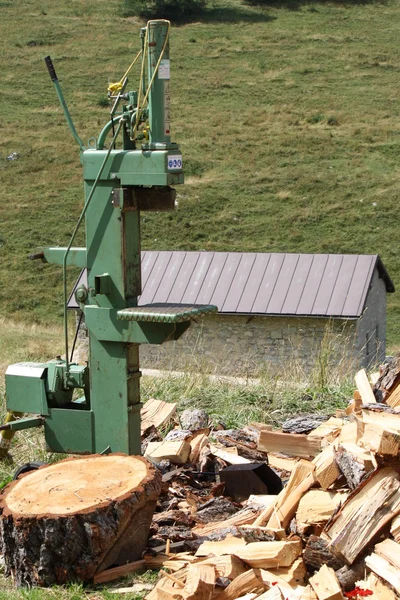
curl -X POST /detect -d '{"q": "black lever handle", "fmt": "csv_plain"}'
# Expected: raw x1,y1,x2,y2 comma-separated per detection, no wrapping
44,55,58,82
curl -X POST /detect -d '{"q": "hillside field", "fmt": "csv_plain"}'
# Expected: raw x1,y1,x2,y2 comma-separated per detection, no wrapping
0,0,400,348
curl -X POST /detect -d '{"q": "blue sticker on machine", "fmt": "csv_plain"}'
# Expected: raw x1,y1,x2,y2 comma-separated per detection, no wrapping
168,155,183,170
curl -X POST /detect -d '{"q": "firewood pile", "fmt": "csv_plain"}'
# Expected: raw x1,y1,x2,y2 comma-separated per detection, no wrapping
96,361,400,599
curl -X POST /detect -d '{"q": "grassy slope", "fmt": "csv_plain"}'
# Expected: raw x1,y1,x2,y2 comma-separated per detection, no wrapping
0,0,399,345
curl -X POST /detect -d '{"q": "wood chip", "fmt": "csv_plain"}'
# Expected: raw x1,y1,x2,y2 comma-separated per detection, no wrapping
296,490,347,534
209,444,251,465
307,417,343,444
355,368,376,404
312,445,340,491
216,568,265,600
309,564,344,600
257,430,322,459
196,538,302,570
141,398,177,433
374,538,400,570
265,459,315,529
184,564,215,600
365,553,400,594
145,440,191,464
269,557,306,586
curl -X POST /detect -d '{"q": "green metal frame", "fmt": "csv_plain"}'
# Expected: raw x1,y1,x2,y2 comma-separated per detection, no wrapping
3,20,217,456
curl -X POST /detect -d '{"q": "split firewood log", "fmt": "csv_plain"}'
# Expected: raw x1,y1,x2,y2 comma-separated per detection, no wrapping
0,454,161,586
322,467,400,564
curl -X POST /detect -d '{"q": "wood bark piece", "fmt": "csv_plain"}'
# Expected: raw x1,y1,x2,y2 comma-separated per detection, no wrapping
195,535,247,556
334,442,376,490
145,440,191,464
192,506,259,537
335,561,366,592
234,540,302,569
162,554,245,587
385,383,400,408
247,494,279,509
322,467,400,564
0,454,161,587
257,430,322,459
189,432,209,464
309,565,344,600
361,408,400,431
365,553,400,594
265,459,316,529
355,369,377,405
312,445,340,490
141,398,177,433
303,535,345,573
373,356,400,402
237,524,285,542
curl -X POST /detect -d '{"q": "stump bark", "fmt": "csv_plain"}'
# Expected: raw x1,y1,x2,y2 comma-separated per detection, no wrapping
0,454,161,586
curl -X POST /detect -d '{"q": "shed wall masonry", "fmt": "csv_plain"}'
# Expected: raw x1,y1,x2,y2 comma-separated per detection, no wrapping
139,315,358,376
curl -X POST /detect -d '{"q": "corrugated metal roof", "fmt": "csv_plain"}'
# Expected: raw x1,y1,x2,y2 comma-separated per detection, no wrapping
68,252,394,318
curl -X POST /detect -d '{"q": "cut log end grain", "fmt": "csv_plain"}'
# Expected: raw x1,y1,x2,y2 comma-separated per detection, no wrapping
0,454,162,587
3,454,148,516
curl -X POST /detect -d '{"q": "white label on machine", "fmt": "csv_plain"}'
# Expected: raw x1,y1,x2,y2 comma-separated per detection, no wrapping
158,59,170,80
168,155,182,170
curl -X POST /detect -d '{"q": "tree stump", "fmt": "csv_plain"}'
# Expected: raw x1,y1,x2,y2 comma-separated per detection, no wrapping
0,454,161,586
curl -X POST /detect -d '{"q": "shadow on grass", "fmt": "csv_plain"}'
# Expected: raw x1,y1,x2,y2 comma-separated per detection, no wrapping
244,0,389,10
121,2,275,23
198,5,276,22
122,0,389,23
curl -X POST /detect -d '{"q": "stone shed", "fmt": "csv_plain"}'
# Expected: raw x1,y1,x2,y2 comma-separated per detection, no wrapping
69,252,394,376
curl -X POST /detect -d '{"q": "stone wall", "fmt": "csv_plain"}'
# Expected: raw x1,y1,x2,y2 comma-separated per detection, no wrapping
139,314,360,377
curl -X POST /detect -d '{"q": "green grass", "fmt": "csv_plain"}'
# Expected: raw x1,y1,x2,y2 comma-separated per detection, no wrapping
0,0,399,346
142,371,353,429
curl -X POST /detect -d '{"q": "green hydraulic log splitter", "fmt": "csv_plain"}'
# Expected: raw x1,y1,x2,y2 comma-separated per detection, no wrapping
2,20,217,457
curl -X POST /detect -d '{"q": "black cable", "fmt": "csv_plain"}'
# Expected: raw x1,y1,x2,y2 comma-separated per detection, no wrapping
111,116,116,149
70,311,84,363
